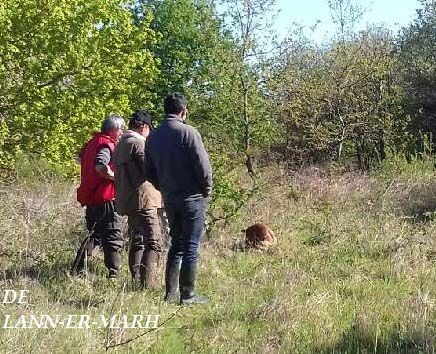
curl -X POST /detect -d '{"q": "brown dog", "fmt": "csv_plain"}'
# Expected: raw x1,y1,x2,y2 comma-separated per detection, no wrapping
243,223,277,250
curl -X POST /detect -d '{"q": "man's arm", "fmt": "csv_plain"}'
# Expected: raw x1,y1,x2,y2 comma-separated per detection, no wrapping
95,147,114,181
185,129,212,197
132,139,147,177
95,164,114,181
144,140,160,190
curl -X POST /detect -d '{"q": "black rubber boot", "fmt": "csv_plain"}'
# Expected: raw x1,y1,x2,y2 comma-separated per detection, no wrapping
164,261,180,303
179,263,208,305
129,246,143,283
140,250,160,289
103,249,122,278
70,236,96,276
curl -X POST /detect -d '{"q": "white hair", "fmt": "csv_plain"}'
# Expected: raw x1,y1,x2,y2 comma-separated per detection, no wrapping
101,113,125,133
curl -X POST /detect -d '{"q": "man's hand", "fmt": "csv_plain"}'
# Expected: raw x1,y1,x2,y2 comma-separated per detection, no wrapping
203,186,212,199
95,164,115,181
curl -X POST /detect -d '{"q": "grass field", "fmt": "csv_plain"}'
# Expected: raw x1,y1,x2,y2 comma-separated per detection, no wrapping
0,159,435,353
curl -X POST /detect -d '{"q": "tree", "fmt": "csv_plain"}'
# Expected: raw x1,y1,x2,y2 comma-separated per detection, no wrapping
134,0,277,223
0,0,157,172
328,0,364,41
217,0,278,179
397,0,436,155
134,0,226,111
269,26,405,169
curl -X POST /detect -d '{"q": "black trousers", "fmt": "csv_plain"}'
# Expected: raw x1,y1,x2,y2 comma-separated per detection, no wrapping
74,200,124,275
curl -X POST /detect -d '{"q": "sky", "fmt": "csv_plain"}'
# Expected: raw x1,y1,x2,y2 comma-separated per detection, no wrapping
274,0,422,41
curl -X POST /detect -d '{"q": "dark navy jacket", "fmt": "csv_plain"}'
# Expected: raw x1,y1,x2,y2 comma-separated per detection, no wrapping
146,114,212,203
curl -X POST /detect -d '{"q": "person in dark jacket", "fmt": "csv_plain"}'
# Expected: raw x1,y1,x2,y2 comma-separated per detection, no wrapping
146,92,212,305
73,114,125,278
113,110,163,288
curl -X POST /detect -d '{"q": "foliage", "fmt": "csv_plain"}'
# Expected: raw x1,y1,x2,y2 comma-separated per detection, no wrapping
1,0,436,214
268,26,408,169
139,0,279,167
214,0,279,176
0,0,158,172
2,1,436,351
137,0,279,219
397,0,436,154
135,0,223,111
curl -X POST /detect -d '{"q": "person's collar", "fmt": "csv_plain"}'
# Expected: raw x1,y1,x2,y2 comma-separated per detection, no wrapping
165,114,184,122
122,129,146,142
96,131,116,143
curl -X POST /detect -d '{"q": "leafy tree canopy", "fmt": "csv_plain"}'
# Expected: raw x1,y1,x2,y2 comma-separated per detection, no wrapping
0,0,158,172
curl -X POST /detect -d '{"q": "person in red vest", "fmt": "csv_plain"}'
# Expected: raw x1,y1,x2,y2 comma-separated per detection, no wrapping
72,114,126,278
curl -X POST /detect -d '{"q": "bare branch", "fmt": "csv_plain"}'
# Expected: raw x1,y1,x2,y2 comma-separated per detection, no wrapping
105,308,182,351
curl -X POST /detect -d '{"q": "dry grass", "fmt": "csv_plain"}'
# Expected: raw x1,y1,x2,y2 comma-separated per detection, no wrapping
0,159,435,353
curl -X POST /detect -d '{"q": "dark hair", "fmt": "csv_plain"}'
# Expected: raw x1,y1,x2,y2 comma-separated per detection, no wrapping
128,109,153,130
164,92,188,115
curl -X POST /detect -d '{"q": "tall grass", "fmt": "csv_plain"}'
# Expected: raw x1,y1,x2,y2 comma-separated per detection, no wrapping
0,157,435,353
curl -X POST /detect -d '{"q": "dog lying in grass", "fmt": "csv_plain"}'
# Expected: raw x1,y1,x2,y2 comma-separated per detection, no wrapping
243,223,277,250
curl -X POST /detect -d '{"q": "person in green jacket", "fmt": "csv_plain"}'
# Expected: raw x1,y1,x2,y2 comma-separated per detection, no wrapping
113,110,163,288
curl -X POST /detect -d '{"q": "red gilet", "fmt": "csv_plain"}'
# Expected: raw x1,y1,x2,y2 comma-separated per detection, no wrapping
77,132,116,207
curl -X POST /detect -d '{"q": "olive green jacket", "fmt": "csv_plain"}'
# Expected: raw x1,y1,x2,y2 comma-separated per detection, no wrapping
113,130,161,215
